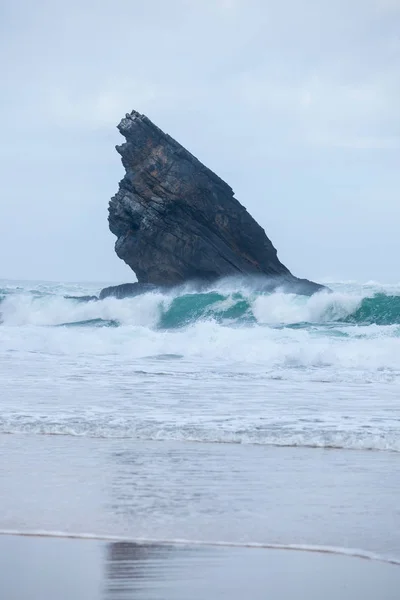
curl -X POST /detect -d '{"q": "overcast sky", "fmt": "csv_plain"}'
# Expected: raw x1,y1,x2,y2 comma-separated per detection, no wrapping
1,0,399,283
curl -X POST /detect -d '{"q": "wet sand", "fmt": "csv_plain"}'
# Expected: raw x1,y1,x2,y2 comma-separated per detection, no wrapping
1,434,399,599
1,434,400,559
1,534,400,600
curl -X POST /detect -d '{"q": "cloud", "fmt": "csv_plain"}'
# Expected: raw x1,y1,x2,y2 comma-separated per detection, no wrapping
0,0,399,281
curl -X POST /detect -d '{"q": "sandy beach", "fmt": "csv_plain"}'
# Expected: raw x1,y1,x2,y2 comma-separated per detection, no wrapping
1,433,400,558
0,533,399,600
1,432,400,598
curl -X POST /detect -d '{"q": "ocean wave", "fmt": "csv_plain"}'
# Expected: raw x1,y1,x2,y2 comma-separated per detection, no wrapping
344,293,400,325
1,417,398,452
1,281,400,328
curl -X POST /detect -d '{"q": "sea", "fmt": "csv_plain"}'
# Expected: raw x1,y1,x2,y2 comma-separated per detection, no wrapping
1,278,400,565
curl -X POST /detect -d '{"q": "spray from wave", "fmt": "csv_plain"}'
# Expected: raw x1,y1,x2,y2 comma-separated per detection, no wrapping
1,282,400,328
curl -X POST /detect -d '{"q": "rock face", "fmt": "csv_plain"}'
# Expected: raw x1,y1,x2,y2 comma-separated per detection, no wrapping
64,295,98,303
108,110,324,295
99,282,157,300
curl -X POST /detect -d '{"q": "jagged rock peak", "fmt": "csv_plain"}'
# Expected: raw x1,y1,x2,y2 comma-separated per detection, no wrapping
107,110,324,295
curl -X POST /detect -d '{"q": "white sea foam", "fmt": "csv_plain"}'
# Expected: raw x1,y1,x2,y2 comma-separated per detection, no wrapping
0,415,399,451
0,291,165,327
251,291,362,325
1,279,400,452
1,291,400,378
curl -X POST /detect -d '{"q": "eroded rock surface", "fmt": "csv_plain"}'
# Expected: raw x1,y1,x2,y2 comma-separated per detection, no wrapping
107,110,324,296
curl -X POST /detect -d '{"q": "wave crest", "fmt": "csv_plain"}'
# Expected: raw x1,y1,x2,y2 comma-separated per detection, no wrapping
1,283,400,328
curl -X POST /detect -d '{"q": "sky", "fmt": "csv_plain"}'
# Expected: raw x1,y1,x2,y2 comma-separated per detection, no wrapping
0,0,399,283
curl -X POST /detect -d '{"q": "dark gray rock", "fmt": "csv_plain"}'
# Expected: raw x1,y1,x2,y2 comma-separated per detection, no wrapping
99,282,158,300
64,295,98,302
107,110,325,295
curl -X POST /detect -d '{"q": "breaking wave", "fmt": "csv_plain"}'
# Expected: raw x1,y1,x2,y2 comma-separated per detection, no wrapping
0,416,399,451
344,293,400,325
1,284,400,328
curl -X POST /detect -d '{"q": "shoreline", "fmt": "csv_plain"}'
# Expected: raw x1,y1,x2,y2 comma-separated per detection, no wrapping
1,529,399,566
1,534,400,600
1,434,399,561
1,429,398,455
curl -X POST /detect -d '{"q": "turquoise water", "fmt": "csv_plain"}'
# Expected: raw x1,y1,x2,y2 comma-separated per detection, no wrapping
3,284,400,328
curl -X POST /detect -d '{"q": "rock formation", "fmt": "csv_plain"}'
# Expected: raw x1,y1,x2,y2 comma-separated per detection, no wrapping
99,282,156,300
64,295,98,302
105,110,324,298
